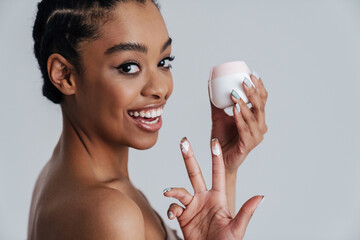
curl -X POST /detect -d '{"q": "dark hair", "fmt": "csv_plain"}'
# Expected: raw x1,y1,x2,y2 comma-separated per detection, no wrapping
33,0,160,104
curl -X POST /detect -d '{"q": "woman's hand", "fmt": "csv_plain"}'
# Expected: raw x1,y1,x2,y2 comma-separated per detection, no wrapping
164,138,264,240
209,73,268,173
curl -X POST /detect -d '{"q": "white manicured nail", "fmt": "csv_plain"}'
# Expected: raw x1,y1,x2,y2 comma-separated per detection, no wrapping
211,139,221,156
252,71,260,79
231,89,241,100
235,103,240,112
244,78,252,88
163,188,172,194
181,138,190,154
168,211,174,219
257,196,265,209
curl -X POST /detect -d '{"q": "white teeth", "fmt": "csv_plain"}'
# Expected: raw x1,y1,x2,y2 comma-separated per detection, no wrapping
128,107,163,119
151,109,157,118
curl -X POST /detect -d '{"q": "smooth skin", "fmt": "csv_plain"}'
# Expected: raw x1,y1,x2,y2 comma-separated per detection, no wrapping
164,138,264,240
28,2,174,239
27,1,268,239
212,74,268,216
163,76,268,239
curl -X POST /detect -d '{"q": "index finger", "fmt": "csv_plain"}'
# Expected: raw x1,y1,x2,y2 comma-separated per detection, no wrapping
180,137,207,193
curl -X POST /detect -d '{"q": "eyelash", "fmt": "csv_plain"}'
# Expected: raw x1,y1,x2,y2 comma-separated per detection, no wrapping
158,56,175,69
116,55,175,75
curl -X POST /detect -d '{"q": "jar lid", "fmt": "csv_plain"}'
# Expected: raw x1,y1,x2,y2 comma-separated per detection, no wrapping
210,61,250,81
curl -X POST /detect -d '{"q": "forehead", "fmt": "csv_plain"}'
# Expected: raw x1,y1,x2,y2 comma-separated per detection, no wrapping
87,1,169,54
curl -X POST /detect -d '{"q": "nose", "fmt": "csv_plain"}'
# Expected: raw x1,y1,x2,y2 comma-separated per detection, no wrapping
141,70,172,100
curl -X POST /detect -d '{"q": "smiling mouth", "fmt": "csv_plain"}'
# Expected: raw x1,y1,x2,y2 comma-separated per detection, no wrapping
127,106,164,125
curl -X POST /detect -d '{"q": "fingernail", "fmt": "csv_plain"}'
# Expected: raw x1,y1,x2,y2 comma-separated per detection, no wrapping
211,138,221,156
252,71,260,79
257,196,265,209
244,78,253,88
168,211,174,220
163,188,172,194
180,137,189,154
231,89,240,100
235,103,240,112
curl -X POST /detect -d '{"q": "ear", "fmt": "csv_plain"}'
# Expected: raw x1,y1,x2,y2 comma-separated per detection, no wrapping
47,53,77,96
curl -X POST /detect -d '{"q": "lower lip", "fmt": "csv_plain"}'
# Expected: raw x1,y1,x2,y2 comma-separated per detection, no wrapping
128,115,163,132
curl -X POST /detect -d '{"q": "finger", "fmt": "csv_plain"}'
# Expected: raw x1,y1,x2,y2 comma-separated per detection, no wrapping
232,195,265,238
249,74,263,104
210,138,226,192
163,187,193,206
249,72,261,89
180,137,207,193
167,203,185,220
230,93,253,149
251,71,268,105
247,76,267,135
259,78,268,103
231,93,263,142
244,77,265,121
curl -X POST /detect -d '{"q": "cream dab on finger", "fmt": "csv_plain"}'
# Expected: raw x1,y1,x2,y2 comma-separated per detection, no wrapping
211,139,221,156
181,139,190,154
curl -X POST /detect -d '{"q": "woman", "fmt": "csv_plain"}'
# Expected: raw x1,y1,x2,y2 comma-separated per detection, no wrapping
28,0,268,239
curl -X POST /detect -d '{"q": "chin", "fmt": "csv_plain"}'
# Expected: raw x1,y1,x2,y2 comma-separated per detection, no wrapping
129,133,159,150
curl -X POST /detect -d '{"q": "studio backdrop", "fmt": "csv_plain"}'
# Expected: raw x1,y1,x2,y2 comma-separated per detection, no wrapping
0,0,359,239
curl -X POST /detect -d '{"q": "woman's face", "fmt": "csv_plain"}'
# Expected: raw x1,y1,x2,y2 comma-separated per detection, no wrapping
72,1,173,150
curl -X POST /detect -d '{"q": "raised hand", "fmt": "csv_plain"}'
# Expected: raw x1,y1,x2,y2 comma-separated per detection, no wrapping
209,72,268,173
163,137,264,240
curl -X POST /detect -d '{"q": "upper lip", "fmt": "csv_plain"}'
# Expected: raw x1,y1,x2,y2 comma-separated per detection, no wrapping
127,102,166,112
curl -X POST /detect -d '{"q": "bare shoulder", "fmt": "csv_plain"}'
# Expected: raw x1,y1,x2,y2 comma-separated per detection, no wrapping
76,187,145,239
39,186,146,240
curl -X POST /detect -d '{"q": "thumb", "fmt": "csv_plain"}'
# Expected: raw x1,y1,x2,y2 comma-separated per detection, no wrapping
232,195,265,238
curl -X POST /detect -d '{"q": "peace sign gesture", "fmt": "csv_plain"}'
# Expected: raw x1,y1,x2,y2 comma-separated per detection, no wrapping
164,137,264,240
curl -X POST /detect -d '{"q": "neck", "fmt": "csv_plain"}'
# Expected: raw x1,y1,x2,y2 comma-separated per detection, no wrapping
54,106,130,182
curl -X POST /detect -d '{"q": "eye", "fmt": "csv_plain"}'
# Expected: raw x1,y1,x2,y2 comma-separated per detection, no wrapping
116,62,140,74
158,56,175,69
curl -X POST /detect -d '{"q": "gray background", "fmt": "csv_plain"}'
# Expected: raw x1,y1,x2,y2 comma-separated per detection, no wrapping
0,0,359,239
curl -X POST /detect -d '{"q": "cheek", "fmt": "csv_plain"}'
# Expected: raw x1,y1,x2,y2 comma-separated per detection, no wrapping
112,82,138,113
101,79,139,123
78,75,140,142
102,79,144,140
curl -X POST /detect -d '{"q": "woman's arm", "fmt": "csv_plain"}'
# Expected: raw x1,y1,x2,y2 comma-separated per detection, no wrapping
210,72,268,216
225,171,238,216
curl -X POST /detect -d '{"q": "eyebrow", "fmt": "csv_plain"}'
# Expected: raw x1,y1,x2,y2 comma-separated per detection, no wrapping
104,37,172,55
161,37,172,53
